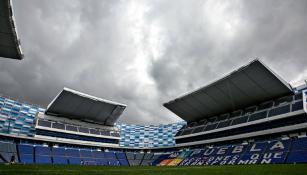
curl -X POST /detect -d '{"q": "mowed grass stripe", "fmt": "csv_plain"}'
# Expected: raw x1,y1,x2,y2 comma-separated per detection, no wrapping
0,164,307,175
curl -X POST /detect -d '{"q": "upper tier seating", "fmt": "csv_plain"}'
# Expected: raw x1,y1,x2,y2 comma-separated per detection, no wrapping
176,94,304,137
37,119,120,138
0,96,44,137
176,114,307,144
36,129,119,144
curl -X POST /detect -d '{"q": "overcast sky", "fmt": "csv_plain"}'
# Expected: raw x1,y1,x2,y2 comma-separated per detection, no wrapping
1,0,307,124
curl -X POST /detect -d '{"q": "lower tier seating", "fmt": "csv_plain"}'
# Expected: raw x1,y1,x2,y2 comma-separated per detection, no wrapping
155,137,307,166
3,136,307,166
16,144,127,165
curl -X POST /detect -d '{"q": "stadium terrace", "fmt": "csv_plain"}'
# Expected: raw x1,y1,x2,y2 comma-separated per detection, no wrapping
1,59,307,166
1,0,307,169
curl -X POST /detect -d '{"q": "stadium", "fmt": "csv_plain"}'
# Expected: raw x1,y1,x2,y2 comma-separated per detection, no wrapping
1,0,307,174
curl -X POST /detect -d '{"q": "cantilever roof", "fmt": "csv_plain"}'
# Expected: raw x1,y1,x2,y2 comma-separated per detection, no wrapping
45,88,126,126
163,59,293,122
0,0,23,60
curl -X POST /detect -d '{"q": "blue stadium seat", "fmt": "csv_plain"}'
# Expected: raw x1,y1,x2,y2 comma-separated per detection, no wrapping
18,144,33,155
83,158,96,165
104,152,116,159
291,137,307,151
108,159,120,166
260,152,286,164
80,150,93,158
35,146,51,156
66,149,80,157
246,141,268,154
207,155,241,165
53,156,68,164
119,159,129,166
178,150,204,166
36,155,52,164
95,159,107,165
66,149,81,165
266,140,290,152
18,144,34,164
52,147,66,156
92,151,105,159
286,151,307,163
96,158,107,165
237,154,262,165
227,144,248,155
188,149,204,157
180,156,204,166
68,157,81,165
202,148,217,157
19,154,34,164
116,152,126,159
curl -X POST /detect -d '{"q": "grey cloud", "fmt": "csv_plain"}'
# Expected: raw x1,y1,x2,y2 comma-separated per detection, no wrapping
148,0,307,99
1,0,307,124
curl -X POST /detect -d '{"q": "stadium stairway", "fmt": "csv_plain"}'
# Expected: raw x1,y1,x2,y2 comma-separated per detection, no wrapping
140,153,155,166
124,152,162,166
125,152,144,166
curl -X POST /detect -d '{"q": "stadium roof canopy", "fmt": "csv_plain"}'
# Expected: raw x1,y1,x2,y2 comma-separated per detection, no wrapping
45,88,127,126
0,0,23,60
163,59,293,122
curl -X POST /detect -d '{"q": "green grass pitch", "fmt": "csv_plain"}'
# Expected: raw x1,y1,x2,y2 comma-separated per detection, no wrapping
0,164,307,175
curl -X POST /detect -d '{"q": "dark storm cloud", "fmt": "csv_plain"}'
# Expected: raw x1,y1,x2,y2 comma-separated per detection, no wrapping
1,0,307,124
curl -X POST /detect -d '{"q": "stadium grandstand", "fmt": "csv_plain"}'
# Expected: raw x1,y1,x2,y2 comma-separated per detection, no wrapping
0,0,23,60
0,59,307,167
1,1,307,171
